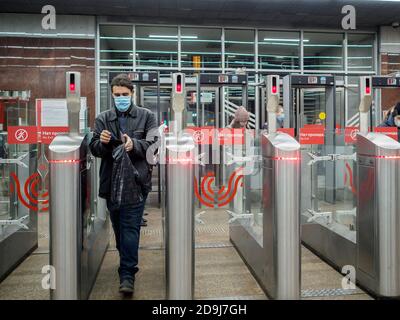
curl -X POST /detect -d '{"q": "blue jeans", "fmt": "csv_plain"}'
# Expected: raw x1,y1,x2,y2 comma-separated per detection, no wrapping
107,192,148,282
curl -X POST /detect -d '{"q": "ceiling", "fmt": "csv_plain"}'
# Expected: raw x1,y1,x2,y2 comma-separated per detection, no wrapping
1,0,400,30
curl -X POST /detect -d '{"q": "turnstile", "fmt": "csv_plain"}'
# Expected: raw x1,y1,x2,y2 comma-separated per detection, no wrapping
355,76,400,298
49,72,109,299
356,133,400,298
263,132,301,299
230,75,301,299
163,73,196,300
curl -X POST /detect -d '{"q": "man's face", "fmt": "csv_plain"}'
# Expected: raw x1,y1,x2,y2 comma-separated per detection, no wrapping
112,85,133,98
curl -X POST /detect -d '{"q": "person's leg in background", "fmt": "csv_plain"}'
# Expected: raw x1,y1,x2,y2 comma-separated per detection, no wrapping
141,191,149,226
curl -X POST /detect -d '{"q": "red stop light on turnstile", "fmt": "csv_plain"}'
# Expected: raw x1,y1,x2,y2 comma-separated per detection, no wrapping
176,74,182,94
269,75,279,95
365,77,371,95
69,73,76,92
272,76,277,94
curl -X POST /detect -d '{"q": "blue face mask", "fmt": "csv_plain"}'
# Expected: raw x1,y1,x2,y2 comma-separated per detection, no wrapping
114,96,131,112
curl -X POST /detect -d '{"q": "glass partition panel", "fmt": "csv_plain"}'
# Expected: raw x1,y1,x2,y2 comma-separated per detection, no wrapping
181,27,222,69
303,32,344,71
301,129,356,243
0,102,38,241
99,25,133,67
227,130,263,246
136,26,178,68
258,30,300,70
348,33,375,72
224,29,255,70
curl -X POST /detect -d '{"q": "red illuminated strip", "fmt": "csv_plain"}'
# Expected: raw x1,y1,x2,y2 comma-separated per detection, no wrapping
69,83,75,92
270,156,300,161
359,154,400,160
49,159,80,164
272,86,277,94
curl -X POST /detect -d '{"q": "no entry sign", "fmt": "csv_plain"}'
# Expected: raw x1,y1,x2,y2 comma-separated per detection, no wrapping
7,126,38,144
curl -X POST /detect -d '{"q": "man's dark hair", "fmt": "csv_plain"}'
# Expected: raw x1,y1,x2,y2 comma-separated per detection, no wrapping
110,74,134,91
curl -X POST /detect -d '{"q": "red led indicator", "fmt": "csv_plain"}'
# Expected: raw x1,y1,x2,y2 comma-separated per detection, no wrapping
271,156,300,161
69,83,75,92
49,159,80,164
272,86,277,94
176,83,182,93
366,86,371,94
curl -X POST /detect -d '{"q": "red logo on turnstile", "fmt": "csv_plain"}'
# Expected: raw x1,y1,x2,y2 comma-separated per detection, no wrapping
194,167,244,208
9,172,49,212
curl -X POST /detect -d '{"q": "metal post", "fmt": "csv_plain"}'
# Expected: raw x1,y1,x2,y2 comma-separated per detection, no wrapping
166,73,195,299
262,132,301,299
49,72,84,300
261,76,301,299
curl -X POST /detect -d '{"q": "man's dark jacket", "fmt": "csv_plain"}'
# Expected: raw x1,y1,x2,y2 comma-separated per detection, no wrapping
89,105,158,199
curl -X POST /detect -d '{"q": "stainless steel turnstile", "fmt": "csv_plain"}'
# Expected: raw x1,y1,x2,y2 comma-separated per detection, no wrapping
230,75,301,299
163,73,196,300
49,72,109,299
356,133,400,298
261,132,301,299
164,133,195,300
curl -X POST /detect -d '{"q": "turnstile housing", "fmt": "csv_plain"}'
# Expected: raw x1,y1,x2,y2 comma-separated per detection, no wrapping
49,134,109,299
356,133,400,298
164,133,195,300
262,132,301,299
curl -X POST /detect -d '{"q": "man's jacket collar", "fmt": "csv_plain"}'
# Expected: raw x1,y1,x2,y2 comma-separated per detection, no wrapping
108,104,138,121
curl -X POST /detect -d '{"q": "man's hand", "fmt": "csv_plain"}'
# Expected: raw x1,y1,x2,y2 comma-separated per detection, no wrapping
123,134,133,152
100,130,112,144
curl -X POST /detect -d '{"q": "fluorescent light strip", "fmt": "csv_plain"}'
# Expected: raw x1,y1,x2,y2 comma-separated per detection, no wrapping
259,42,300,46
263,38,309,42
149,35,197,39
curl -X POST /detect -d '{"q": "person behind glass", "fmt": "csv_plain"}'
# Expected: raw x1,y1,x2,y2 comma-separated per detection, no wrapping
89,74,157,295
262,105,285,131
379,102,400,141
227,106,250,129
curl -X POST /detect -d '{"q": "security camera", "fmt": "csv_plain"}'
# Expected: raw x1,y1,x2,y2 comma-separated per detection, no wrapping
392,22,400,29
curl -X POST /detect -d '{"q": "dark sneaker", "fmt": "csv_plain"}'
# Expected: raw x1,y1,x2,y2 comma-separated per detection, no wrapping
119,279,134,294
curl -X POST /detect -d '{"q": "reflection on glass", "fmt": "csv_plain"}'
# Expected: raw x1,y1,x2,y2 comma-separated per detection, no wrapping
136,26,178,68
181,27,222,69
99,25,133,67
348,34,374,72
0,100,37,240
226,130,263,246
258,30,300,70
304,32,344,70
224,29,255,69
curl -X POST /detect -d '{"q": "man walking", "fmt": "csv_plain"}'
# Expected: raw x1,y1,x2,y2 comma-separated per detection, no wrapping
89,74,158,295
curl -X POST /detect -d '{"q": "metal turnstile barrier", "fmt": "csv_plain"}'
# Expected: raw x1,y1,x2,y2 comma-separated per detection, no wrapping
49,72,109,299
356,133,400,298
163,73,196,300
261,132,301,299
164,133,196,300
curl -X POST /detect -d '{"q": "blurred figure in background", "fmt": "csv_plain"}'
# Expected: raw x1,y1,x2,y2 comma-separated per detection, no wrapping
262,105,285,131
379,102,400,141
228,106,250,129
